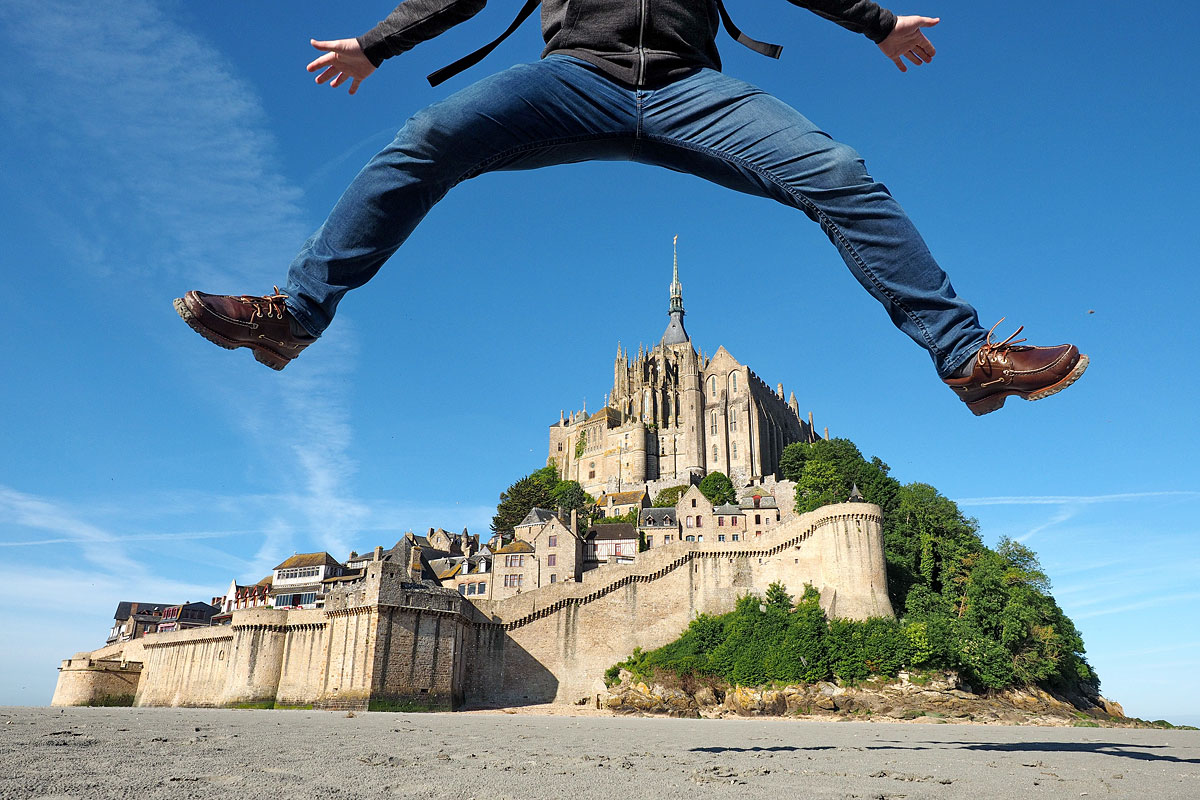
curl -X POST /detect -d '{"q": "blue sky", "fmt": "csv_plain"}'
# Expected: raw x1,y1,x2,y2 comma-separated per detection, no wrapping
1,0,1197,723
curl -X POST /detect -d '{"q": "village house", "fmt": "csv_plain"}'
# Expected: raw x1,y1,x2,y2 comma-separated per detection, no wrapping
593,488,651,519
585,523,639,565
210,578,272,625
155,601,219,634
270,553,347,609
106,601,171,644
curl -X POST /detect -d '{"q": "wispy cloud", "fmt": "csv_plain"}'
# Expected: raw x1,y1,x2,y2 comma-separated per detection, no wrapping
0,0,307,286
956,491,1200,507
1074,592,1200,621
0,486,144,576
0,0,379,566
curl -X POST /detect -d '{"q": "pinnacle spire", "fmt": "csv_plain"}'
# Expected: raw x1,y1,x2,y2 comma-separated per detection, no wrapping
662,235,690,345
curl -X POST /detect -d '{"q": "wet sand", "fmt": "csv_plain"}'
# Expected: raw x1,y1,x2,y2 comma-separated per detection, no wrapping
2,706,1198,799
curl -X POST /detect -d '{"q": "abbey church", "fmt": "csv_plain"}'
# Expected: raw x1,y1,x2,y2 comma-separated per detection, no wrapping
549,241,817,498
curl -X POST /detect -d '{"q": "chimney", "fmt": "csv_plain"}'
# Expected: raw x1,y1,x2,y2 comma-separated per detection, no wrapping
776,383,784,398
570,508,579,534
373,545,383,561
824,427,829,440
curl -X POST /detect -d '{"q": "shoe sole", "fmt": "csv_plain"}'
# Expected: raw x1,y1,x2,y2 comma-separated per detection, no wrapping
965,353,1090,416
173,296,291,371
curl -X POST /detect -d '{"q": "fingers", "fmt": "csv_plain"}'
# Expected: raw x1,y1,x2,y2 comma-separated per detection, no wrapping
892,57,907,72
920,16,940,27
306,51,335,73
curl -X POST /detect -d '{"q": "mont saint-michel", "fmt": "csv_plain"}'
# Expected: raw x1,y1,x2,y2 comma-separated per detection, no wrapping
52,254,894,712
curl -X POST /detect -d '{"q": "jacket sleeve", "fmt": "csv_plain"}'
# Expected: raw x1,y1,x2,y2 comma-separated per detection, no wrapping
357,0,489,66
788,0,897,44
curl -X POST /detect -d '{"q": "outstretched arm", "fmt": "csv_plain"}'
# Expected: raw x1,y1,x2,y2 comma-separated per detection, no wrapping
877,15,939,72
307,39,376,95
308,0,488,95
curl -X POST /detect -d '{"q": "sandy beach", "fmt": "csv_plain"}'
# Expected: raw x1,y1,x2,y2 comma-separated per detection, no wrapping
2,706,1197,800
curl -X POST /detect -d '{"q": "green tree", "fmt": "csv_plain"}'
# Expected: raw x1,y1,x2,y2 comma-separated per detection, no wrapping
491,474,555,537
531,463,559,489
653,485,689,507
550,480,592,512
794,460,847,513
699,471,736,505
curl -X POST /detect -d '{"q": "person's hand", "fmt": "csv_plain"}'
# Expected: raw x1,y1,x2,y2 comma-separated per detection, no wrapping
307,38,376,95
877,16,939,72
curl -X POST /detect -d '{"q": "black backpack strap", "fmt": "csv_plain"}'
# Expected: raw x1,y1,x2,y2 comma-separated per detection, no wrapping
715,0,783,59
427,0,543,86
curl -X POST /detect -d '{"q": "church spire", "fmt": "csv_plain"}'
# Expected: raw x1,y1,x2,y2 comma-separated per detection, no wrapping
661,235,690,345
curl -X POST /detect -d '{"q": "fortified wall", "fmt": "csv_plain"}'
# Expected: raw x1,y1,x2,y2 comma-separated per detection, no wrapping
53,502,891,710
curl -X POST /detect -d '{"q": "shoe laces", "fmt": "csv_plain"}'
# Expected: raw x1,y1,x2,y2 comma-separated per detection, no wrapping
238,286,289,321
976,318,1027,367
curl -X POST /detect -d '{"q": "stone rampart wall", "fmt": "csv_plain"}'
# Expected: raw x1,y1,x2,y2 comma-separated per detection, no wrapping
461,503,890,705
51,658,143,707
56,503,890,710
136,626,234,707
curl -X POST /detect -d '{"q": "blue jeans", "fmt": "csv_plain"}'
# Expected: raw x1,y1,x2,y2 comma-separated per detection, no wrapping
285,54,987,377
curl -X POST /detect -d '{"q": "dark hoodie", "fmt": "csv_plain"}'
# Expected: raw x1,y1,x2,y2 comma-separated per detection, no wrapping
358,0,896,88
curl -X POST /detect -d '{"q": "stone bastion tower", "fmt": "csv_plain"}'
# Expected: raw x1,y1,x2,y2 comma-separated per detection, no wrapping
548,239,816,497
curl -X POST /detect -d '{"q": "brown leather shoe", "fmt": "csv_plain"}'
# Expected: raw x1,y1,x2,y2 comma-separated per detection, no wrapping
944,319,1089,416
173,287,315,371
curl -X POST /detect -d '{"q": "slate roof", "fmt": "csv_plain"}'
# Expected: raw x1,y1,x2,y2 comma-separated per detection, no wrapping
587,523,638,541
516,508,557,528
639,508,677,527
713,503,745,515
113,601,172,621
740,495,778,510
273,552,343,571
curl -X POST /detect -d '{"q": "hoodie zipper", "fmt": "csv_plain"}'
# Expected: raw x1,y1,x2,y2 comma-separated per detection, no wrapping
636,0,648,87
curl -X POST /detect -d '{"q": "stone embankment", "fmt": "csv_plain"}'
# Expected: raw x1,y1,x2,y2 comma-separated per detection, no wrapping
603,670,1137,726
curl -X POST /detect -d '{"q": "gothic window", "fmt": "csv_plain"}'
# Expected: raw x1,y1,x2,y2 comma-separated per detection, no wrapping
731,372,738,393
712,444,718,460
730,408,737,431
732,442,738,460
710,412,717,434
709,376,716,396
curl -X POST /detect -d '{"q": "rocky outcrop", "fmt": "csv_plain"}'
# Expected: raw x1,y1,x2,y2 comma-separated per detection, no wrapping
603,671,1134,727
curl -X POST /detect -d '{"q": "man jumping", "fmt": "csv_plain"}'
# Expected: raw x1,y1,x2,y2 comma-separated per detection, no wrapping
174,0,1087,416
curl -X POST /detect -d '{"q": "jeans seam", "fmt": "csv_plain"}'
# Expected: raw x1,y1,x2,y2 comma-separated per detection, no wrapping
631,92,645,160
645,134,944,359
452,133,635,187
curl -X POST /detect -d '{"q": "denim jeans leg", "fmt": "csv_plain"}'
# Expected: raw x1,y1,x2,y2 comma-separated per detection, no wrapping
283,56,639,336
637,69,987,377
